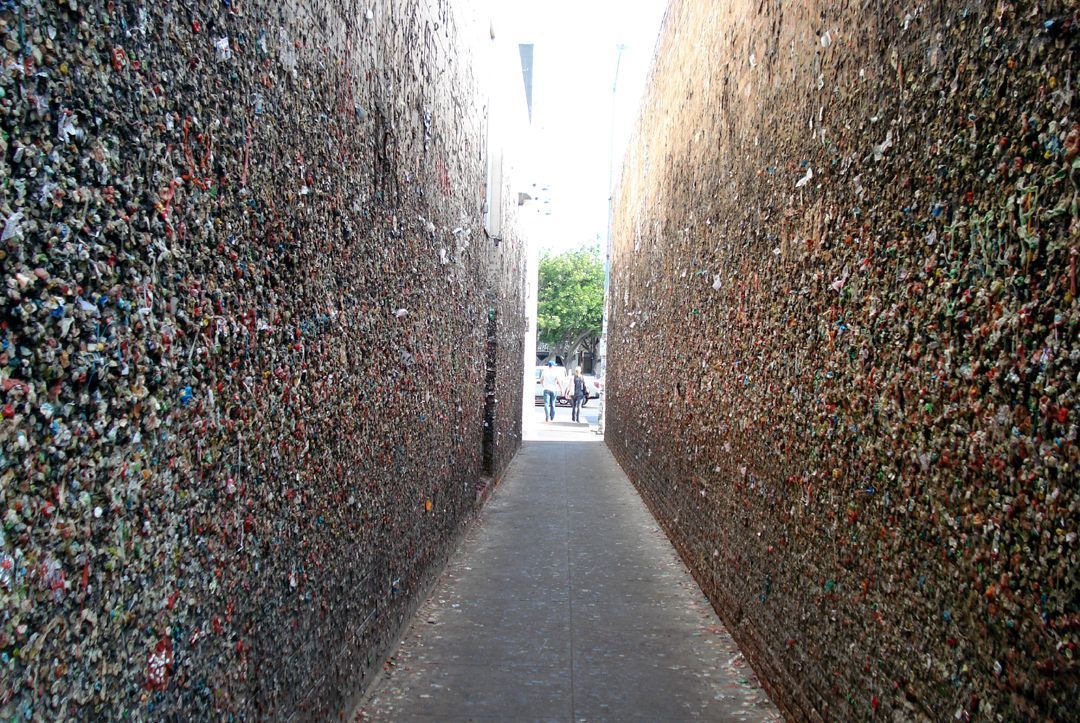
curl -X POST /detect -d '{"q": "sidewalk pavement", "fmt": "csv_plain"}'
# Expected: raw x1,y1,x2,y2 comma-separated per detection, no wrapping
356,437,780,721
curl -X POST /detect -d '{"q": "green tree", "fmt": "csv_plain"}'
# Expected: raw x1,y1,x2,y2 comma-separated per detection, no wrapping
537,245,604,366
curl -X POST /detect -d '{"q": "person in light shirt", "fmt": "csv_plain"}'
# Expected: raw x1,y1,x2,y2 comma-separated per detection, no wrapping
540,360,562,422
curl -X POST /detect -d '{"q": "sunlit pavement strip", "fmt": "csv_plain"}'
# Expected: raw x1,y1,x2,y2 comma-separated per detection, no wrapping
524,401,602,442
356,440,780,721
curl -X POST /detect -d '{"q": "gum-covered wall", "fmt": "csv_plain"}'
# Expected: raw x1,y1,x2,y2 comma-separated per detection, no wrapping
0,0,524,718
607,0,1077,719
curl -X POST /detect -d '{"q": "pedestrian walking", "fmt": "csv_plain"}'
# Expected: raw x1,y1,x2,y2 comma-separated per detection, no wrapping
571,367,587,423
540,360,562,422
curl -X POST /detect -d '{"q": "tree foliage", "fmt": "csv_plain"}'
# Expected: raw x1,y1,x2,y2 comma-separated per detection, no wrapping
537,245,604,356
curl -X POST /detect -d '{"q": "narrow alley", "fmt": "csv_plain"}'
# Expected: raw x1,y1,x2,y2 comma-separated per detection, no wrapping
0,0,1075,720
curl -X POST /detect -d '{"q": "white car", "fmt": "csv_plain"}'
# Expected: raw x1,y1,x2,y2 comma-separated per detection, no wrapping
580,374,603,405
534,367,602,407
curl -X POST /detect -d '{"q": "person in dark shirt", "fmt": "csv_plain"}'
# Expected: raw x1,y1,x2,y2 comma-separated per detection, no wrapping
571,367,587,423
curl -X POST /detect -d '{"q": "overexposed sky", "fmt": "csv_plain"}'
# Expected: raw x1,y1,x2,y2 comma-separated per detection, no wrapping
499,1,668,252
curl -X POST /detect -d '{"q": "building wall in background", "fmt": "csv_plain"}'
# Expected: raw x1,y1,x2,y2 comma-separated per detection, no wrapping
474,15,530,477
607,0,1077,719
0,0,524,718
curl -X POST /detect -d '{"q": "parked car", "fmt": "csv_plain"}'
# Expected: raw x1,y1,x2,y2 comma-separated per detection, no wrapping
580,374,603,406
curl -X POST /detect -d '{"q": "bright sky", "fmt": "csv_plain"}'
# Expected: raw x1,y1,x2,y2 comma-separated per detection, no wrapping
500,0,668,253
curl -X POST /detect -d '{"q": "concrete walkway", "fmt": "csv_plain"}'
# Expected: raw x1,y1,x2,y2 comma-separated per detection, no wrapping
358,435,780,721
